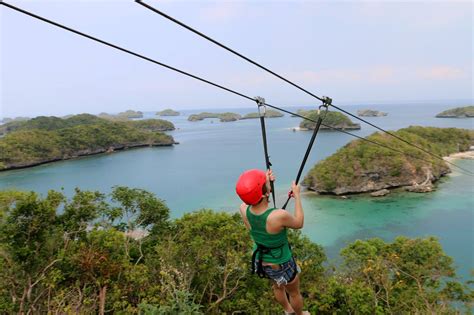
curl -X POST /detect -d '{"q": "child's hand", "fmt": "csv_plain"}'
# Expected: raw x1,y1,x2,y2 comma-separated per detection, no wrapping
266,169,275,182
290,181,300,199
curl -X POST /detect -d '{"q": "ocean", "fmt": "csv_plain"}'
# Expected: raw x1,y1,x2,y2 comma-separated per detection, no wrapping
0,101,473,278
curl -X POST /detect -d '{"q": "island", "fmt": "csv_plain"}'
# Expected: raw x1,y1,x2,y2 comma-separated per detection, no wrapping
156,109,180,116
0,114,176,171
188,112,241,122
357,109,388,117
303,126,474,196
240,110,284,119
435,106,474,118
98,110,144,120
299,110,361,130
0,117,29,124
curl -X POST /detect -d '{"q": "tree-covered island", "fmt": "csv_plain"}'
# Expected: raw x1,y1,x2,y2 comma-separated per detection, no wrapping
357,109,388,117
98,110,144,120
156,109,180,116
0,114,176,171
299,110,361,130
304,126,474,195
435,106,474,118
188,112,242,122
240,109,284,119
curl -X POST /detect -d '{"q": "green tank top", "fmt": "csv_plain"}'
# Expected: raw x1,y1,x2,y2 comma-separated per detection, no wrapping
246,206,292,264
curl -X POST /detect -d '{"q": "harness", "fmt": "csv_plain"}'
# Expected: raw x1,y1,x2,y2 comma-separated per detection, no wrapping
251,242,288,278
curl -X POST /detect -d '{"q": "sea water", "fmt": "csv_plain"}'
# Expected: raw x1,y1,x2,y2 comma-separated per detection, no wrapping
0,102,472,278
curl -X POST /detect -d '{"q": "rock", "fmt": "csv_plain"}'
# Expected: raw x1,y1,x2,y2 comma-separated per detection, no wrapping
370,189,390,197
405,184,433,193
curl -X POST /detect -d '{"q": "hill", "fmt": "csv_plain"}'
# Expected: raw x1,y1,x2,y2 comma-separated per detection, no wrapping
357,109,388,117
241,110,284,119
188,112,241,122
156,109,180,116
303,126,474,195
0,114,175,170
435,106,474,118
299,110,361,130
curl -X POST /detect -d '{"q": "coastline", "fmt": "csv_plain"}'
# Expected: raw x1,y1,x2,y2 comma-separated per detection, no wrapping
0,142,177,172
443,150,474,163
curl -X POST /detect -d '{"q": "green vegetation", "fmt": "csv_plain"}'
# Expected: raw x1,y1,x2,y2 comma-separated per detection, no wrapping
98,110,144,120
156,109,180,116
128,119,175,132
188,112,241,122
299,110,360,130
304,126,474,194
0,117,29,124
0,114,175,170
357,109,388,117
241,109,284,119
436,106,474,118
0,187,471,314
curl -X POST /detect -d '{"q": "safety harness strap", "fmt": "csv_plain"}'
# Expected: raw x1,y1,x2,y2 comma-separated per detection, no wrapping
251,242,287,278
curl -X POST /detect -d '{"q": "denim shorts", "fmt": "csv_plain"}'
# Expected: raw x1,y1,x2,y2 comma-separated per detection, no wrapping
262,256,300,286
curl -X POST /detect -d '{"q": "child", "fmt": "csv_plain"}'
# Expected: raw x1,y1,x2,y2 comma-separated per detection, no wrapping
236,169,310,315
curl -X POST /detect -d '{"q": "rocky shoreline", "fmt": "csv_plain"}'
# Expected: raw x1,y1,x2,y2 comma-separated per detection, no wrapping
0,142,177,172
309,151,473,198
303,127,473,198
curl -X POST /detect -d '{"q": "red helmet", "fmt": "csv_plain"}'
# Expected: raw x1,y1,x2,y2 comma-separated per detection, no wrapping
236,169,267,205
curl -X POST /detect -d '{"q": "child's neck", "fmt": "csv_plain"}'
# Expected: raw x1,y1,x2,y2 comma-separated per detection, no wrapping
252,199,269,213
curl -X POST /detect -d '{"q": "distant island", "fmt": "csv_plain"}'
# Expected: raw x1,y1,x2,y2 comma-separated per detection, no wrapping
240,110,284,119
188,112,241,122
0,117,29,124
303,126,473,196
357,109,388,117
156,109,180,116
0,114,176,171
299,110,361,130
435,106,474,118
98,110,144,120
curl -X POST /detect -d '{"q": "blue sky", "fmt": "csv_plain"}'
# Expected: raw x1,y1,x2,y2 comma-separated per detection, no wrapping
0,0,472,117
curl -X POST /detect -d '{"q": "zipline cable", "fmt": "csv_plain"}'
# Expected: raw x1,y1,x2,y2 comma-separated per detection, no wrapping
255,97,276,207
135,0,470,175
2,1,472,177
282,102,329,210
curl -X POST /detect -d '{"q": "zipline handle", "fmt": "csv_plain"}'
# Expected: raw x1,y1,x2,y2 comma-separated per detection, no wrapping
255,96,276,208
282,98,331,210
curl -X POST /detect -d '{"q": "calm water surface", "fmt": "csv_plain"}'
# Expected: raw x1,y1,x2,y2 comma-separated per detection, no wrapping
1,102,473,277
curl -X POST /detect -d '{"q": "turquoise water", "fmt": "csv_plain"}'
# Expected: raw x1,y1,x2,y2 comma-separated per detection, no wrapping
0,102,473,278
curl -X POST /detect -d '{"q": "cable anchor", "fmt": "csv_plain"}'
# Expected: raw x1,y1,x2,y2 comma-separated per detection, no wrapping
255,96,266,117
318,96,332,114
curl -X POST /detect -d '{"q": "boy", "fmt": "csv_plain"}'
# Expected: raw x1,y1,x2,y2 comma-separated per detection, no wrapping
236,169,310,315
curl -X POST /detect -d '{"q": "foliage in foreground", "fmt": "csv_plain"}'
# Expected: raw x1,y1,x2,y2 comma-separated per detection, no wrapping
0,188,472,314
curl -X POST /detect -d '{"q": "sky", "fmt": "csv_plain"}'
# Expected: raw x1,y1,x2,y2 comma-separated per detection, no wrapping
0,0,472,118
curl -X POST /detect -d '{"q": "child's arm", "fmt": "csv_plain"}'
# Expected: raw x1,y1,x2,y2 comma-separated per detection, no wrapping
239,203,251,230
